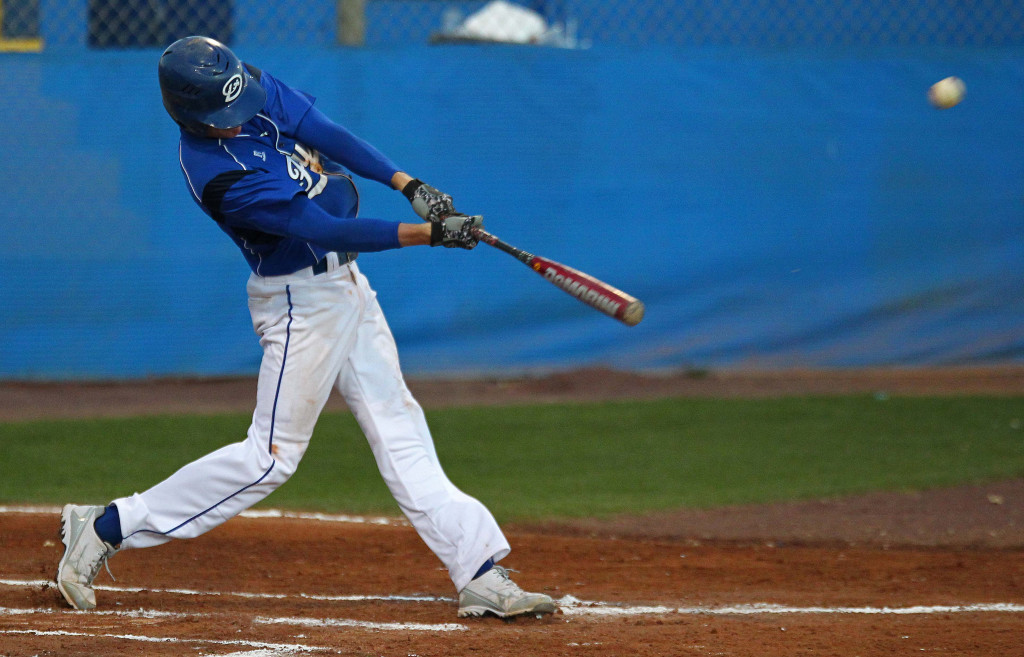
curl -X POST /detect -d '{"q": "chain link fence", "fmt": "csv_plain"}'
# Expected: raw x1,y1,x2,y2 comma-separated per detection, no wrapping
3,0,1023,51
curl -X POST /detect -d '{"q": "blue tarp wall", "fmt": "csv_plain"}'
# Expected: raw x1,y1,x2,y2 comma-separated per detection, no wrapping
1,41,1022,379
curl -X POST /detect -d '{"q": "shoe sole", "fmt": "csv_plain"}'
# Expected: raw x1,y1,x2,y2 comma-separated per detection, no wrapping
56,504,93,611
458,601,558,618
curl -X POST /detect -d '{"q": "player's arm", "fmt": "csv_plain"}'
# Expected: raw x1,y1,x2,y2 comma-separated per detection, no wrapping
210,172,478,250
283,196,481,250
292,107,459,224
292,105,399,186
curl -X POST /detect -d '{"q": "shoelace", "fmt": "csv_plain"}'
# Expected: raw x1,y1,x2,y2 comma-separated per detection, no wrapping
81,545,117,585
488,566,525,593
101,553,117,583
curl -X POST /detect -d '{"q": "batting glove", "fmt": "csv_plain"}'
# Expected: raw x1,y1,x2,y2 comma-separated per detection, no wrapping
431,214,483,250
402,178,456,223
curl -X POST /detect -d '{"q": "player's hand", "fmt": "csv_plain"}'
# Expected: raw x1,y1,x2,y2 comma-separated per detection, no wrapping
402,179,456,223
430,214,483,249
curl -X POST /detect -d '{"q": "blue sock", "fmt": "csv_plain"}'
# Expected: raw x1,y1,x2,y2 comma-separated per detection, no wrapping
93,504,123,545
472,558,495,580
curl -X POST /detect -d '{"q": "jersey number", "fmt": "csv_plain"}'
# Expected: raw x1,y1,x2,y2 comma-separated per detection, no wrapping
286,157,315,191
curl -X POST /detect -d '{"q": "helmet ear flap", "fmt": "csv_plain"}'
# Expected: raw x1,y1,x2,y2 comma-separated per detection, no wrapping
174,117,207,137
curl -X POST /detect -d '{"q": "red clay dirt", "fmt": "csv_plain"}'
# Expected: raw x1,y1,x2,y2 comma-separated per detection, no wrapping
1,367,1023,656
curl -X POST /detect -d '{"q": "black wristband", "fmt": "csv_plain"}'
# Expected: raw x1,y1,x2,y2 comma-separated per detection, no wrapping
401,178,423,201
429,220,443,246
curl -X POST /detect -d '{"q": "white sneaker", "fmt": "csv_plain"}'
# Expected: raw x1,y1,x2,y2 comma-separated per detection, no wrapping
458,565,557,618
56,504,118,610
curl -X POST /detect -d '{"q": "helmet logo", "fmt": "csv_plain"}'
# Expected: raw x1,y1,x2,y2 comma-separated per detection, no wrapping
222,74,243,103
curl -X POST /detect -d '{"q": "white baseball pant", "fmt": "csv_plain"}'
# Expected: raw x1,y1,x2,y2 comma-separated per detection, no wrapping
113,257,510,591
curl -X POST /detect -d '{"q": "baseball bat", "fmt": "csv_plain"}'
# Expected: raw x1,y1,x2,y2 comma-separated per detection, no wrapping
472,228,645,326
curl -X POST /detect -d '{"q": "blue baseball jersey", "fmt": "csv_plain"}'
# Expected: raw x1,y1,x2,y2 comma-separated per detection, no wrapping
178,67,404,276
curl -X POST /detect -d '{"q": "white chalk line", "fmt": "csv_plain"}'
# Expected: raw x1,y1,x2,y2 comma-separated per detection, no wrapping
3,585,1023,657
254,615,466,633
0,505,408,526
556,595,1024,617
0,578,452,604
239,509,407,526
219,652,311,657
0,628,331,654
0,605,180,619
3,579,1023,620
0,603,465,633
218,652,315,657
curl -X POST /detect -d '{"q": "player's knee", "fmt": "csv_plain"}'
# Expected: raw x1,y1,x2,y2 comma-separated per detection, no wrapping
271,457,299,482
267,441,307,481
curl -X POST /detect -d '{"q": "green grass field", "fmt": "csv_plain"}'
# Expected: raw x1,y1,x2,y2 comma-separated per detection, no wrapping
1,396,1021,521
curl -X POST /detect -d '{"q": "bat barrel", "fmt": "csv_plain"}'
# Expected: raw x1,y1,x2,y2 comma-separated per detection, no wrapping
531,255,644,326
473,227,644,327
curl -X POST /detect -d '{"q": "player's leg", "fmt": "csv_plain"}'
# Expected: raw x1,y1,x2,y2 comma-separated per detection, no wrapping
113,273,360,548
57,271,360,609
337,277,508,589
336,265,554,616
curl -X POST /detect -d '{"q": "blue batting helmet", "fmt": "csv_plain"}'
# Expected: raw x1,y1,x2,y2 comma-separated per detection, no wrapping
158,36,266,135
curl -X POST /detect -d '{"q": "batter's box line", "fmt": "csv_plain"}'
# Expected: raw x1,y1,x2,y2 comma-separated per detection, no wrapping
0,578,453,604
0,627,337,655
557,595,1024,617
0,604,468,634
5,579,1023,619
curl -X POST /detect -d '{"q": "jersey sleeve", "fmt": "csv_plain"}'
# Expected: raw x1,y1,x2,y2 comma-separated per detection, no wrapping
259,71,399,186
293,105,400,187
258,70,317,135
204,169,402,252
203,168,297,235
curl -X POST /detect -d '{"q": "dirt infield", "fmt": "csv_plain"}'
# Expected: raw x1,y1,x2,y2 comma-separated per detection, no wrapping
2,509,1023,657
1,368,1023,655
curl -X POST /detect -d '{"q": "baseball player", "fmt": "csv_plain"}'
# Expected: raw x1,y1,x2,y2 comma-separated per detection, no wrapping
56,36,556,620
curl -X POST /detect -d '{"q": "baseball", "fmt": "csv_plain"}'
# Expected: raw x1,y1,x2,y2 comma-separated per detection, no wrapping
928,76,966,109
